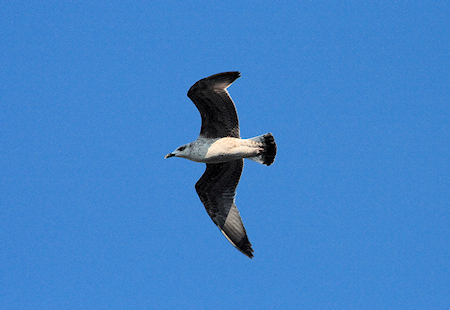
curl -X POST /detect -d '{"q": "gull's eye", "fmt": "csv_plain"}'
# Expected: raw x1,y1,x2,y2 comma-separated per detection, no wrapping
178,146,186,151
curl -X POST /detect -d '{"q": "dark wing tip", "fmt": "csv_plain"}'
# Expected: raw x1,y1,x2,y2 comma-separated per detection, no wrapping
187,71,241,97
236,235,254,258
220,228,254,259
199,71,241,83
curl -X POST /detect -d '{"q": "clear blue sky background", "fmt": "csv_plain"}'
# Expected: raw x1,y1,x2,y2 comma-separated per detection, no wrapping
1,1,449,309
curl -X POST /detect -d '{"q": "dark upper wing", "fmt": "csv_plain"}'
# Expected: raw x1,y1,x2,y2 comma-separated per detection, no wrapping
195,159,253,258
187,72,241,139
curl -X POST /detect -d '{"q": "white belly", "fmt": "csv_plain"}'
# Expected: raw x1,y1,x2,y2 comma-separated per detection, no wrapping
201,137,262,163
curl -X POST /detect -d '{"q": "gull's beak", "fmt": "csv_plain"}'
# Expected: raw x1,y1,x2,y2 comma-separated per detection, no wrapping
164,153,175,159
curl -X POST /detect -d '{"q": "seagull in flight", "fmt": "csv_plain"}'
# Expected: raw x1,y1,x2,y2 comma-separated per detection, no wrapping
165,72,277,258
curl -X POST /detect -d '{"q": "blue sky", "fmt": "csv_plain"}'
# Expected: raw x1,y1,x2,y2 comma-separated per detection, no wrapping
1,1,449,309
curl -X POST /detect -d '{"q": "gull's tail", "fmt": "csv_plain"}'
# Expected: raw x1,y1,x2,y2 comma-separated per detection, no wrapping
248,133,277,166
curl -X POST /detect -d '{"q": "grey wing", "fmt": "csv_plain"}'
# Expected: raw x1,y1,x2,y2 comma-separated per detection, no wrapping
195,159,253,258
187,72,241,139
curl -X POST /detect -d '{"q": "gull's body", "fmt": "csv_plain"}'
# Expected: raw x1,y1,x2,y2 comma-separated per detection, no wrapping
171,137,267,164
165,72,277,258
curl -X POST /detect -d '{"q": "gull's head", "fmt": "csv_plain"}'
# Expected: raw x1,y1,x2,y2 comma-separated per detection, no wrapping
164,143,191,159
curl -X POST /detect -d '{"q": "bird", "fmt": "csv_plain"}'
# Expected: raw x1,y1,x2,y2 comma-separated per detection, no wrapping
164,72,277,258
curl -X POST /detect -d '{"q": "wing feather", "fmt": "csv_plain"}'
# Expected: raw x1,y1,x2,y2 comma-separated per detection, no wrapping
187,72,241,138
195,159,253,258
